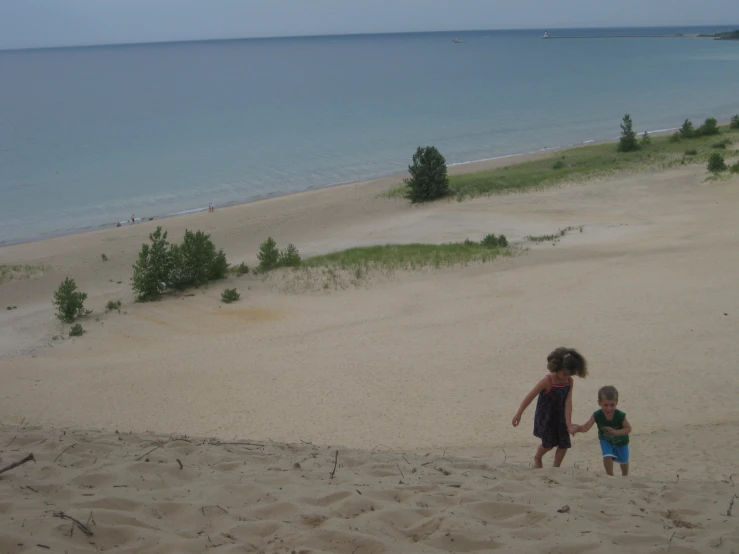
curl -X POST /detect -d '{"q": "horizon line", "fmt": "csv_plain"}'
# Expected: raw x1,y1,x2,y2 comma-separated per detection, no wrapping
2,23,736,53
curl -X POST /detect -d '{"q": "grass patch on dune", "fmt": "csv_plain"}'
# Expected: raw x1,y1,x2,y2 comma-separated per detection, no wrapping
0,264,52,284
272,240,517,293
302,241,513,272
384,126,739,201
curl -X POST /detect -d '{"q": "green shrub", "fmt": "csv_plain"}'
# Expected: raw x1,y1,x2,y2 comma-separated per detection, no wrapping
105,300,122,312
730,161,739,174
278,244,302,267
617,114,639,153
480,234,509,248
552,160,565,170
230,262,249,276
712,139,731,149
707,153,727,173
169,229,227,289
69,323,85,337
52,277,88,323
257,237,280,272
131,226,172,302
684,149,698,156
221,288,240,303
669,131,681,143
731,115,739,130
640,131,651,146
404,146,450,203
679,119,695,139
697,117,719,137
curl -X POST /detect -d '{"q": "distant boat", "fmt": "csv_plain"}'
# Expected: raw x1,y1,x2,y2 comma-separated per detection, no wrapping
452,38,463,43
542,32,549,39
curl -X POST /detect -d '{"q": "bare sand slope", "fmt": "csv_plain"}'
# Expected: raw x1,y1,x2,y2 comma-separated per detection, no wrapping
1,424,737,554
2,165,738,454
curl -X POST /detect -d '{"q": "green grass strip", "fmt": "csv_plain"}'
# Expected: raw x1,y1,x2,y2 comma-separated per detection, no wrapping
302,242,513,271
384,126,739,200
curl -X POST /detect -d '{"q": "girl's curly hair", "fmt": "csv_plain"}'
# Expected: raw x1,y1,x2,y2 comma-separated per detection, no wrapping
547,347,588,378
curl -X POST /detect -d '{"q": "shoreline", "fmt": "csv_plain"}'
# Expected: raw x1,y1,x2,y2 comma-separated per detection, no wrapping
0,125,679,250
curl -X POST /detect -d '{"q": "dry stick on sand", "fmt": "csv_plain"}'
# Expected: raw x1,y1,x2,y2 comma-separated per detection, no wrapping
727,495,736,517
0,453,36,476
176,458,183,470
330,450,339,479
53,511,94,536
53,443,78,464
396,463,405,479
135,442,167,461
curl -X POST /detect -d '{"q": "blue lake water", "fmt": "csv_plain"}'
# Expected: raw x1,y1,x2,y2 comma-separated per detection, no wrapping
1,26,738,245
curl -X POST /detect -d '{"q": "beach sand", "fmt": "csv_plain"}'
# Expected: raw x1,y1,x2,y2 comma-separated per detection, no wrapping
2,154,739,552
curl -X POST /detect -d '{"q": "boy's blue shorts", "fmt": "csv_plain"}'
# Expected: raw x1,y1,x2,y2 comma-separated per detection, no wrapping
600,440,629,464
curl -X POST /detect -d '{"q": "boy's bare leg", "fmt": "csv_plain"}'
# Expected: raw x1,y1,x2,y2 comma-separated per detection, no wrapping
602,457,614,476
553,447,568,467
534,446,551,469
620,463,629,476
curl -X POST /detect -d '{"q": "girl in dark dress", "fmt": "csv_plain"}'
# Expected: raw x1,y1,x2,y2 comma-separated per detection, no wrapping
512,347,588,468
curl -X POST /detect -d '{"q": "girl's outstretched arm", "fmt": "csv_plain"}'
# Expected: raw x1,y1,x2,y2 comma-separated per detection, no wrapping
512,377,548,427
565,378,574,427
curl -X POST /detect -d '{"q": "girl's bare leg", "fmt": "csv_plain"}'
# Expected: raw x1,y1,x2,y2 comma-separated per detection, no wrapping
553,447,568,467
534,446,552,468
620,463,629,476
602,457,615,476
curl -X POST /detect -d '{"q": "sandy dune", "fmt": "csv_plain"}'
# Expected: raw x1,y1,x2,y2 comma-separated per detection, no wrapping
1,424,738,553
2,156,739,552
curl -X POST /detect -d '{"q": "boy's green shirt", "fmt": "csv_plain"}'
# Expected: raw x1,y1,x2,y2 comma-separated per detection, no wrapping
594,409,629,446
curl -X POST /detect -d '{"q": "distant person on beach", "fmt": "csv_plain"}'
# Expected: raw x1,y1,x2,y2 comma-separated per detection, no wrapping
208,202,215,212
572,385,631,476
512,347,588,468
131,214,135,224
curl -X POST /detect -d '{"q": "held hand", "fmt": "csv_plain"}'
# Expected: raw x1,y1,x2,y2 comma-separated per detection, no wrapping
512,414,521,427
567,424,580,435
603,426,616,435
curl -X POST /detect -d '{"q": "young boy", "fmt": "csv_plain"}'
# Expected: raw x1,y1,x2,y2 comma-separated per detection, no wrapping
575,386,632,476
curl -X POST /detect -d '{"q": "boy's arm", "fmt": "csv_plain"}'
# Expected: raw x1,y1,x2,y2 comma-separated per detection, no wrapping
512,377,548,427
605,417,632,436
577,414,596,433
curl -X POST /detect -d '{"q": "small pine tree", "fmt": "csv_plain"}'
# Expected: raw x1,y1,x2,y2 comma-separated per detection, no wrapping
52,277,88,323
617,114,639,153
679,119,695,139
731,115,739,130
278,244,301,267
131,226,171,302
707,153,727,173
168,229,226,289
257,237,280,272
640,131,651,146
404,146,450,203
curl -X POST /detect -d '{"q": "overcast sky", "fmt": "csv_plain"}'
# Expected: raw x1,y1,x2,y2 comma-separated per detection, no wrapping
2,0,738,50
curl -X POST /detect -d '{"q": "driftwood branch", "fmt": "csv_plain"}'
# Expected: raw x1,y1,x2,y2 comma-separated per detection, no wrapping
53,511,94,536
0,453,36,476
434,466,451,476
176,458,183,470
330,450,338,479
396,463,405,479
728,495,736,517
